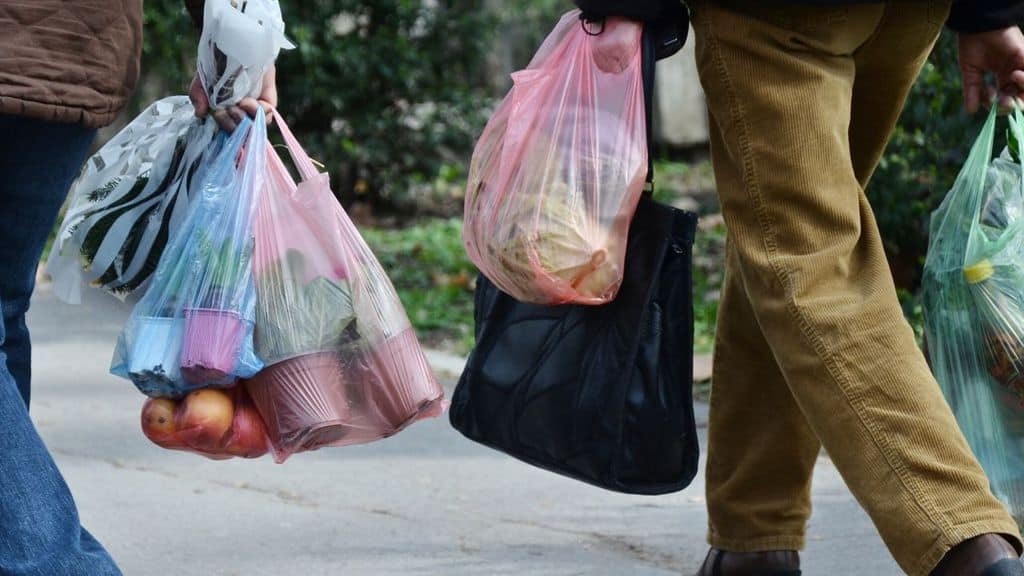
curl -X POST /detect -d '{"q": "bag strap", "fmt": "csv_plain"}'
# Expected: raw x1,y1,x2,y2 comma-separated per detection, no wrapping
269,108,320,182
642,23,656,192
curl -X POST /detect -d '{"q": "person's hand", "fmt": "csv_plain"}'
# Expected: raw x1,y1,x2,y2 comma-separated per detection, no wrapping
958,27,1024,113
589,17,642,74
189,65,278,131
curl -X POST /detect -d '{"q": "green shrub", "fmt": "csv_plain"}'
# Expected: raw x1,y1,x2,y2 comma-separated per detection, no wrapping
361,219,477,353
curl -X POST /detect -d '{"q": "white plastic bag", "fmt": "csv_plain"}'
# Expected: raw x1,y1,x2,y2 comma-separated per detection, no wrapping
197,0,294,109
48,97,216,303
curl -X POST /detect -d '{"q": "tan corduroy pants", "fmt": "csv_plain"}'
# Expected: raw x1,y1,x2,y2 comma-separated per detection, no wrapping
689,1,1022,574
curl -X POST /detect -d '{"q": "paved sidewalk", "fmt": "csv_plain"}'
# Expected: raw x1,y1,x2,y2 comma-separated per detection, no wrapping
24,286,902,575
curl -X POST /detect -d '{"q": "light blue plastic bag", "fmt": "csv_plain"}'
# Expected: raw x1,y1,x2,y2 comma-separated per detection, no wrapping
112,111,268,397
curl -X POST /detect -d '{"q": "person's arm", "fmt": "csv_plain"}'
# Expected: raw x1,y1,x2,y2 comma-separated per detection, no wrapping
574,0,689,61
953,1,1024,113
573,0,664,22
948,0,1024,34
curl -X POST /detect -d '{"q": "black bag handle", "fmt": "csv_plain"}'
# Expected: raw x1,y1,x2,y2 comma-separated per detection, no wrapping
642,24,656,190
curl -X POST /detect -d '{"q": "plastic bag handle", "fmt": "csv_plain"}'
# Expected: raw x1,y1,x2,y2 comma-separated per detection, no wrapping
268,108,320,182
1010,106,1024,183
962,106,1001,265
969,106,1001,218
217,114,256,166
588,18,656,191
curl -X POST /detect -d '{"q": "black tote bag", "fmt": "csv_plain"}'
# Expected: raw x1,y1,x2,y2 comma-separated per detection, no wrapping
449,23,700,495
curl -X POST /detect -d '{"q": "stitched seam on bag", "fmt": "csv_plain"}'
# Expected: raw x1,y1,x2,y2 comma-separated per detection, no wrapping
701,3,954,539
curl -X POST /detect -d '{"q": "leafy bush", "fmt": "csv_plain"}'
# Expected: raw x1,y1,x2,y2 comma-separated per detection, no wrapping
867,31,985,291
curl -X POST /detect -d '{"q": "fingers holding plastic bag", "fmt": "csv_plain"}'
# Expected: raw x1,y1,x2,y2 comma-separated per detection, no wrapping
192,0,287,132
196,0,291,110
588,17,642,74
193,66,278,133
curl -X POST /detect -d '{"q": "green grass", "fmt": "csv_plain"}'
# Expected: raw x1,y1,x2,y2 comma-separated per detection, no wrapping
652,159,716,209
361,219,478,355
693,218,726,354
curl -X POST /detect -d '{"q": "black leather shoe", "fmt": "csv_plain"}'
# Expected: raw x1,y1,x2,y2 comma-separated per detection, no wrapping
694,548,801,576
931,534,1023,576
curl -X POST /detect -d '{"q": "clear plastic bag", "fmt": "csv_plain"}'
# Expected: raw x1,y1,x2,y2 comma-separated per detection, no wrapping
111,112,268,397
923,107,1024,522
197,0,294,109
48,97,216,303
244,111,445,462
140,385,270,460
463,11,648,305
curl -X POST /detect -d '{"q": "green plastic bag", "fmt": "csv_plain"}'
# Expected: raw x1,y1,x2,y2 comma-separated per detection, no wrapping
923,107,1024,521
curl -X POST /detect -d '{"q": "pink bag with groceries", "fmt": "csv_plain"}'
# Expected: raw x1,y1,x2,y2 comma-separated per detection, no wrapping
463,11,648,305
245,111,445,462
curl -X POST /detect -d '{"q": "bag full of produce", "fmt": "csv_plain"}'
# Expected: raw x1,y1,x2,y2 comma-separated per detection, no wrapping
140,386,271,460
923,106,1024,523
111,112,268,397
463,11,648,305
245,110,444,462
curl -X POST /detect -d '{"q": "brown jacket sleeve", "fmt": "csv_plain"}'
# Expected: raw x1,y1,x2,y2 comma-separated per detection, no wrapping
185,0,205,30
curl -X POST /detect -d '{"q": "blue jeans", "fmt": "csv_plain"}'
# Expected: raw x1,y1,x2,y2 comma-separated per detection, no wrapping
0,115,121,575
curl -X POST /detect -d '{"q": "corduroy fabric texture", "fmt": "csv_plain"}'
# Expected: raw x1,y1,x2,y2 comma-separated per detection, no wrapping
690,1,1023,574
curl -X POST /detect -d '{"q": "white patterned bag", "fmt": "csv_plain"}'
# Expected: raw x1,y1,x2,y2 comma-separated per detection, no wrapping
48,97,216,303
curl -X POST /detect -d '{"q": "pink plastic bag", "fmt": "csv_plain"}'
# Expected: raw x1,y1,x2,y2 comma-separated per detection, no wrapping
463,11,648,305
246,111,445,463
